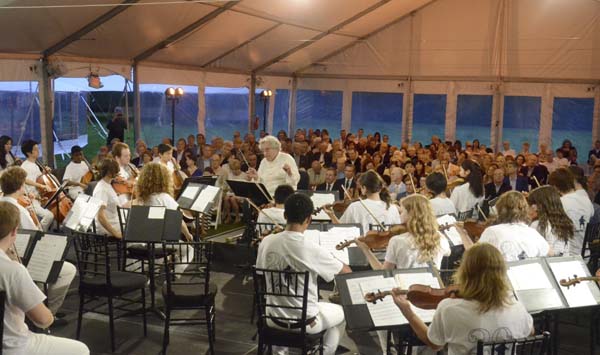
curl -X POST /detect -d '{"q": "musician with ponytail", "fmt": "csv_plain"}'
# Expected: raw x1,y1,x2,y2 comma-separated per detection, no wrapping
450,160,484,215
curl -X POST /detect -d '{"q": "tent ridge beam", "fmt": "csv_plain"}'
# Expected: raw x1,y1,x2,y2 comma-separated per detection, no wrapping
201,23,282,68
43,0,139,57
133,1,238,63
294,0,440,75
253,0,391,73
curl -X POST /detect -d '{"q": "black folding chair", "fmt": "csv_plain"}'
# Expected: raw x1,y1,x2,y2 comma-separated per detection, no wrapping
72,230,148,353
161,241,215,355
476,331,551,355
253,267,325,355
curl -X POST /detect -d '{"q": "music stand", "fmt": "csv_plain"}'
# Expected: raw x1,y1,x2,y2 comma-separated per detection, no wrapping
177,182,221,241
42,181,69,230
63,194,102,233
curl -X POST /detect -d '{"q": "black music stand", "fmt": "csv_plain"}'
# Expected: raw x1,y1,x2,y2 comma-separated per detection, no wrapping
177,182,221,241
42,181,69,231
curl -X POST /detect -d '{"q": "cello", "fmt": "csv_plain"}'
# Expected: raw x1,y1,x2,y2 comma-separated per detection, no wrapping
34,160,73,224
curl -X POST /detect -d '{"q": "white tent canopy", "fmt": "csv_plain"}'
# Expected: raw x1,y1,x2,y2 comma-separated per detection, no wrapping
0,0,599,162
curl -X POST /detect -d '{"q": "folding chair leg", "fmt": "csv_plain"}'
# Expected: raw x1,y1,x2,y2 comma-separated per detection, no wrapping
205,307,215,355
76,293,84,339
108,295,116,353
257,336,264,355
162,308,171,355
141,288,147,336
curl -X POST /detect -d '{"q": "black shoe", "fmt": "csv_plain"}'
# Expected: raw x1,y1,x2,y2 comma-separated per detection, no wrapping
51,316,69,328
55,312,66,318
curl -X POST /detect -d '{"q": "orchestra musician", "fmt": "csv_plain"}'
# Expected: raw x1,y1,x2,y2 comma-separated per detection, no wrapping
526,186,574,257
450,160,484,217
0,135,20,173
247,136,300,197
426,172,457,217
92,159,123,239
256,185,294,226
19,140,54,231
62,146,91,200
0,202,90,355
111,142,137,204
256,193,351,355
155,143,177,173
391,243,533,354
0,167,77,323
325,170,401,234
478,191,549,261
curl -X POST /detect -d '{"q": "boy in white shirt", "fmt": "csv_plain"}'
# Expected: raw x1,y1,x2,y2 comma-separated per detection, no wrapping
0,202,90,355
479,191,549,261
426,172,457,216
62,146,90,200
19,140,55,231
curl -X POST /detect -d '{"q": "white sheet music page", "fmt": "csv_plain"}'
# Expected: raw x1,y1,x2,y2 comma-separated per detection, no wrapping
507,263,553,291
64,196,87,230
436,215,462,246
394,272,439,322
181,185,200,200
14,233,31,258
360,278,406,327
328,227,361,238
549,260,597,307
39,234,68,260
345,275,384,304
311,193,335,220
190,185,220,212
319,231,350,264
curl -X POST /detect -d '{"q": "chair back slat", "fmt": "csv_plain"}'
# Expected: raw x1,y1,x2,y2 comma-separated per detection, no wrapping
476,331,551,355
116,206,130,237
72,231,114,285
162,241,213,300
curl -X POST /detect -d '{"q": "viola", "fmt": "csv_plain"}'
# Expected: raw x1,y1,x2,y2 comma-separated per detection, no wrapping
318,198,358,215
462,219,487,242
336,224,408,250
17,195,42,229
111,176,134,195
560,275,600,289
364,284,461,310
446,177,465,192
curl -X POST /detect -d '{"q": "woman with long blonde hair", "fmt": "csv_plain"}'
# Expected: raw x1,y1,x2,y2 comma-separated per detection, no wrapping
356,194,450,270
392,243,533,354
527,186,574,256
479,191,549,261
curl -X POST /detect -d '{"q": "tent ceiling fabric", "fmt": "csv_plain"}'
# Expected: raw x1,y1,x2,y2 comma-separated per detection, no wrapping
0,0,598,80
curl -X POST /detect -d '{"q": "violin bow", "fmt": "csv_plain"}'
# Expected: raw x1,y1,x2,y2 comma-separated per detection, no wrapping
476,204,488,222
408,173,417,195
441,162,449,182
341,184,386,231
533,175,542,188
245,197,282,229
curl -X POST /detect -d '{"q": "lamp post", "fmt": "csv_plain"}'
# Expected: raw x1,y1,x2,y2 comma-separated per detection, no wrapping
165,87,184,144
260,89,273,133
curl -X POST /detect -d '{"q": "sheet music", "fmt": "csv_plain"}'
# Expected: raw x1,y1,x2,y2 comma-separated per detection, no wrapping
15,233,31,258
345,275,384,304
64,196,87,230
328,226,361,238
437,215,462,246
148,206,166,219
311,193,335,220
394,272,440,289
27,234,67,282
319,230,350,264
360,278,406,327
549,260,597,307
39,234,68,260
181,185,200,200
190,185,220,212
507,263,553,291
65,195,102,231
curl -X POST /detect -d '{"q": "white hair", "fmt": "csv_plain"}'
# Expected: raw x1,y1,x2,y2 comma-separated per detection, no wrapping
259,135,281,151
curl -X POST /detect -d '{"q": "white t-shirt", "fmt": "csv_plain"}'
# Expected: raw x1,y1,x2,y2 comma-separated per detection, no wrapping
257,207,286,226
63,161,90,197
385,232,451,269
20,160,41,197
561,191,594,256
427,297,533,355
142,192,179,210
0,249,47,355
255,230,343,318
340,199,402,234
479,223,550,262
257,152,300,196
450,182,484,214
429,196,457,217
530,220,569,256
118,165,132,180
93,179,121,236
0,196,38,231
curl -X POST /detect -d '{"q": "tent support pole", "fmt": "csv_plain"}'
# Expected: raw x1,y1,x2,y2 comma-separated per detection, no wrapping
288,77,298,135
593,87,600,147
39,58,55,167
249,74,256,133
133,64,142,144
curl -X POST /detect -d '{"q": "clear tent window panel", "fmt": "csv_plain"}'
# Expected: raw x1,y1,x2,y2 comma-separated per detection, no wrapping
412,94,446,145
552,97,594,164
140,84,199,147
0,81,40,158
273,89,290,136
456,95,493,146
205,87,249,142
351,92,403,146
295,90,342,135
502,96,541,154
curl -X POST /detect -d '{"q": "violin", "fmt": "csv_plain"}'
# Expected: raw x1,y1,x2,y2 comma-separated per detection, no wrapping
317,198,358,215
34,160,73,224
364,284,461,310
336,224,408,250
172,159,187,194
446,177,465,192
17,194,42,229
462,219,488,242
560,275,600,289
111,176,134,195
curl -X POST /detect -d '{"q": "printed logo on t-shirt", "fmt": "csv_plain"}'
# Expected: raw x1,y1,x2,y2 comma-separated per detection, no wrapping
468,327,515,354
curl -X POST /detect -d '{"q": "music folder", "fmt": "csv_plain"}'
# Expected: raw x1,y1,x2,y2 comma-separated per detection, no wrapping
226,180,272,206
20,232,71,284
124,206,183,242
177,182,221,214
